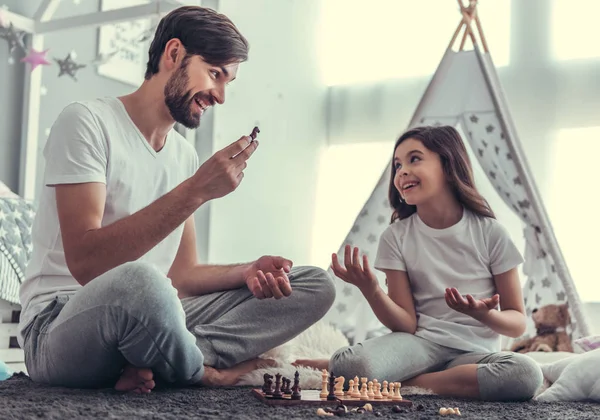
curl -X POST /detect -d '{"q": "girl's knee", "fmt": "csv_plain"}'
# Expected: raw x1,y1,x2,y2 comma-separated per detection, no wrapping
329,344,374,378
480,352,543,401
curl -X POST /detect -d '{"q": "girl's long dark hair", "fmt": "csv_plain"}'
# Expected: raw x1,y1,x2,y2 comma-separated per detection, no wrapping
388,125,495,223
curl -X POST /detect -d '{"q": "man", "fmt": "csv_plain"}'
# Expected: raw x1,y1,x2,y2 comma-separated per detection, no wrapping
18,6,335,393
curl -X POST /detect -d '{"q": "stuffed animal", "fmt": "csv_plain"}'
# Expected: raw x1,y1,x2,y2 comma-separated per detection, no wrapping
511,303,574,353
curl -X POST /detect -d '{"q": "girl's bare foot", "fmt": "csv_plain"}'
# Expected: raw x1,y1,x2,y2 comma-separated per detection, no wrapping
115,365,155,394
292,359,329,371
200,358,276,387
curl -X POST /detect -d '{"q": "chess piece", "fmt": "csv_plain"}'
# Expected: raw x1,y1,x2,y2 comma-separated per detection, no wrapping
291,371,302,400
374,381,383,399
367,381,374,398
351,379,361,398
281,376,288,394
392,382,403,400
262,373,273,394
334,376,345,396
381,380,389,397
320,369,329,398
360,380,369,400
327,371,337,401
388,382,395,399
346,379,354,396
286,378,293,395
272,373,283,399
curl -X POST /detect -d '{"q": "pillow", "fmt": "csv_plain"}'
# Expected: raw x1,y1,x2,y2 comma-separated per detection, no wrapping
573,335,600,353
536,348,600,402
0,181,18,198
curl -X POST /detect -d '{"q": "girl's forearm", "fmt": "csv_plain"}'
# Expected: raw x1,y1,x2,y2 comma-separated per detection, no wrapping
477,309,527,338
362,286,417,334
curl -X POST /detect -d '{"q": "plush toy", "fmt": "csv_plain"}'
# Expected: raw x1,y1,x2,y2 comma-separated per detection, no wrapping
511,303,574,353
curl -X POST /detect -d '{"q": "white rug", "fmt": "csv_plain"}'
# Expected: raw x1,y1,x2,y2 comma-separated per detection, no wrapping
236,320,434,395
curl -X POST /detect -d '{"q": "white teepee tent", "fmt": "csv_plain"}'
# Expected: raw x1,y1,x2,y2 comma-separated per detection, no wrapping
322,0,590,347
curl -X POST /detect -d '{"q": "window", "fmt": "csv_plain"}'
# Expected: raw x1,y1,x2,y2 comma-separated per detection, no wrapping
318,0,511,86
551,0,600,61
549,126,600,301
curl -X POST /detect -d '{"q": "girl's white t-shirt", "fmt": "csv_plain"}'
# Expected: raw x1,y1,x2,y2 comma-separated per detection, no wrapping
18,97,200,346
374,209,524,353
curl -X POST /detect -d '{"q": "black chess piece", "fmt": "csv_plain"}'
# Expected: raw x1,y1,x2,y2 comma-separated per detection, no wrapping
327,370,337,401
281,377,288,394
262,373,273,394
265,378,273,395
272,373,283,399
285,378,292,395
291,371,302,400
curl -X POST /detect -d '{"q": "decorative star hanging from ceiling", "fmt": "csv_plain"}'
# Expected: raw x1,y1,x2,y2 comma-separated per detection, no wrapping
54,52,86,81
0,23,26,55
21,48,51,72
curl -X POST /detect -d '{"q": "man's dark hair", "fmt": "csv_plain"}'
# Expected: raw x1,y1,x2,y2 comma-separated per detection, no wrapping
145,6,249,79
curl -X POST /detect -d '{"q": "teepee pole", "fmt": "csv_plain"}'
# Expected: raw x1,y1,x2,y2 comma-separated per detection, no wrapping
472,45,591,338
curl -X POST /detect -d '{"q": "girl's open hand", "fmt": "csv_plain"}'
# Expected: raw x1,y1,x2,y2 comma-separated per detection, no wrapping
331,245,378,295
445,287,500,320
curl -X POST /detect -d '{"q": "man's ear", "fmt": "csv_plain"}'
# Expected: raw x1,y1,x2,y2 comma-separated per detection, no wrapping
163,39,185,70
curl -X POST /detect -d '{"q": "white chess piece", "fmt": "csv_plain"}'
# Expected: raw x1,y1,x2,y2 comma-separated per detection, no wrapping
392,382,403,400
351,380,361,398
367,381,374,398
381,380,389,397
320,369,329,398
334,376,345,396
388,382,395,400
360,381,369,400
346,379,354,396
374,381,383,399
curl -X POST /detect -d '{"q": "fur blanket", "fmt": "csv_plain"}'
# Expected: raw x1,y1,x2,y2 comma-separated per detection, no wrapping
236,320,434,395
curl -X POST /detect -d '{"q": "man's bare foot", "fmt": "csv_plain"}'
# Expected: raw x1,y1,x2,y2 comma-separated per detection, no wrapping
200,358,277,387
292,359,329,371
115,365,155,394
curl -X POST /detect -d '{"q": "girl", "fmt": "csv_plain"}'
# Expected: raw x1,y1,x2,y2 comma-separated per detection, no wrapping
297,126,543,401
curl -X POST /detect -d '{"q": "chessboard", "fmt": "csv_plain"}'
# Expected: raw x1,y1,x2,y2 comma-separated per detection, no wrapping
251,388,413,407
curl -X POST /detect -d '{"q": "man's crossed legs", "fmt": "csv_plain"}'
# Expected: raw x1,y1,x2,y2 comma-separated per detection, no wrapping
22,261,335,391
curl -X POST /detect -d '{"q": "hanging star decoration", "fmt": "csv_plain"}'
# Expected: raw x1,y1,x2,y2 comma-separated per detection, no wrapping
54,52,86,81
21,48,51,72
0,22,26,56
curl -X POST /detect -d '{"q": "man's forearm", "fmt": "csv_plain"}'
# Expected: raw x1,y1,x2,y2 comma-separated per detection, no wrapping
477,309,527,338
172,263,252,298
70,178,203,284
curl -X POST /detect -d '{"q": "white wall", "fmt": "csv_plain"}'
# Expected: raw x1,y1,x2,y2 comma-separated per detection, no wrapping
207,0,328,265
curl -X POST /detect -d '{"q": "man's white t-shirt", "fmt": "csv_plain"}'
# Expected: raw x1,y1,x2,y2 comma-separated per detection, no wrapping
374,209,524,354
18,97,200,346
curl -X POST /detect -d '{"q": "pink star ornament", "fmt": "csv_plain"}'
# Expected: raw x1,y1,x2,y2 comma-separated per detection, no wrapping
21,48,51,72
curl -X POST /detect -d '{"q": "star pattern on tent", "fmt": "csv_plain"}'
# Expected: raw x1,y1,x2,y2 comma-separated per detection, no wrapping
551,265,556,273
0,23,26,55
489,171,496,180
535,293,542,304
470,115,479,123
505,192,511,199
367,234,377,244
382,199,389,207
54,52,86,81
495,145,500,154
351,225,360,234
500,132,506,139
377,215,386,225
506,153,513,160
517,200,531,209
359,209,369,218
478,148,484,157
513,176,522,186
336,302,347,313
482,140,488,148
342,287,353,297
486,124,495,133
541,278,551,288
529,280,535,290
556,291,566,301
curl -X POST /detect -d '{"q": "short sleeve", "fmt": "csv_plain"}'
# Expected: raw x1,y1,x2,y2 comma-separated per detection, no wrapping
43,102,108,186
487,220,524,275
374,225,406,272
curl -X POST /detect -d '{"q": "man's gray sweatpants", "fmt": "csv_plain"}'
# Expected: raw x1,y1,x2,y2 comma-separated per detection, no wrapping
329,332,543,401
22,261,336,388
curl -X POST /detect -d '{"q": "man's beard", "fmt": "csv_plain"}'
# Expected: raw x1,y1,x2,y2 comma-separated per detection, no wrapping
164,64,206,129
